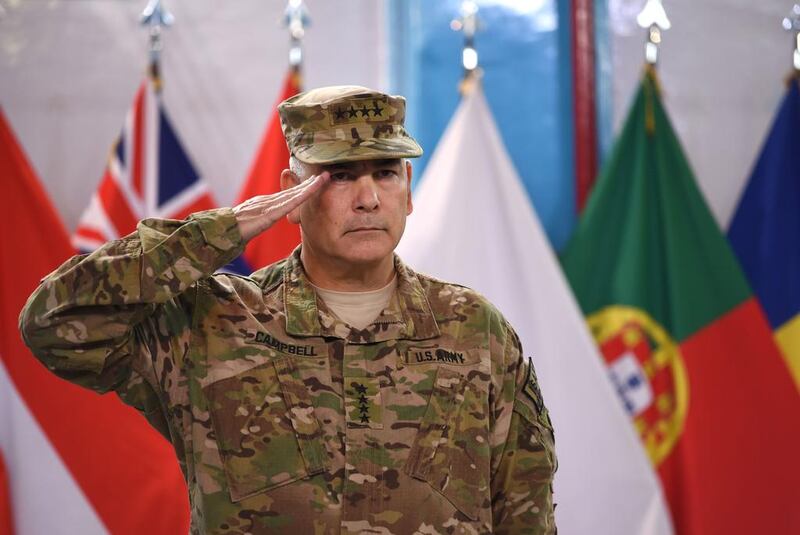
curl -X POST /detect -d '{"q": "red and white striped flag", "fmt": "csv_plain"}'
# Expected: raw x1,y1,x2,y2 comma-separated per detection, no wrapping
0,103,189,534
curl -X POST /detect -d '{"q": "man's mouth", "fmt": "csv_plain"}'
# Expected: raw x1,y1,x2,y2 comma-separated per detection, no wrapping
348,227,384,233
345,225,386,235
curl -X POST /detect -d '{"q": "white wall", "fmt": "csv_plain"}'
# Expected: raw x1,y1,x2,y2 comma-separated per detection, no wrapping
609,0,793,229
0,0,385,229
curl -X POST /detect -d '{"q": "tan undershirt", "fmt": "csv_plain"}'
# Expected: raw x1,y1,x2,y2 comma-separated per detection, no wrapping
311,276,398,330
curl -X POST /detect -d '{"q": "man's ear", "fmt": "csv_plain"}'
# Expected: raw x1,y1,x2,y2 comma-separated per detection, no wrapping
405,160,413,216
280,168,299,191
280,169,303,224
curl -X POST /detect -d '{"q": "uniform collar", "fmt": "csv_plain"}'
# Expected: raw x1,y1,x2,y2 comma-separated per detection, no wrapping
282,246,440,343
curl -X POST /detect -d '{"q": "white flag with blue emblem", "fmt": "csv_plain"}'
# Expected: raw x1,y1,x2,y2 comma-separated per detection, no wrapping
397,83,673,535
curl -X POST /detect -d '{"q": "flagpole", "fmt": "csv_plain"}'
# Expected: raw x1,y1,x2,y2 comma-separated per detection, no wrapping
140,0,174,94
637,0,670,132
451,1,482,95
284,0,310,86
571,0,600,213
782,4,800,78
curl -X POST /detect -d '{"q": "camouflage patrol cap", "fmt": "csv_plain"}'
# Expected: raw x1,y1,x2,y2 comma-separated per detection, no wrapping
278,85,423,164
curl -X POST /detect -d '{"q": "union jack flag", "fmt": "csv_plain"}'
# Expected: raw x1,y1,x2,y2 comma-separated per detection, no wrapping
73,78,216,251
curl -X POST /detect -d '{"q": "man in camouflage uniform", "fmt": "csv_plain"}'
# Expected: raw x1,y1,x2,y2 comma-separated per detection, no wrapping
20,86,556,534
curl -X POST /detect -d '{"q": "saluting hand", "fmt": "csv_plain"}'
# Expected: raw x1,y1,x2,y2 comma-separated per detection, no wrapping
232,172,329,243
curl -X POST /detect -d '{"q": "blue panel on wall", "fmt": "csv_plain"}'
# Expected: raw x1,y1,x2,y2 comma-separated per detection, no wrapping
387,0,582,251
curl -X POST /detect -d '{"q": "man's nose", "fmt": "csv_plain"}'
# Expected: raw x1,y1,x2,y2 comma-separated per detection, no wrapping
353,176,380,212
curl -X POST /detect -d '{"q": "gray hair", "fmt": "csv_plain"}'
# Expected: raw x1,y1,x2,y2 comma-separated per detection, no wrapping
289,156,309,178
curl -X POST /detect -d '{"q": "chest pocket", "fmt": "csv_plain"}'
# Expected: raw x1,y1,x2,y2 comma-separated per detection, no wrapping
404,365,491,521
203,357,330,502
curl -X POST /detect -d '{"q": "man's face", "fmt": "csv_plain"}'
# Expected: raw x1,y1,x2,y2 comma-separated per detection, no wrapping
284,158,413,267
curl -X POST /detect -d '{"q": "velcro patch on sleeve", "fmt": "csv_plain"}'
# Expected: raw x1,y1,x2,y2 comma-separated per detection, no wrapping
521,357,554,431
522,357,544,412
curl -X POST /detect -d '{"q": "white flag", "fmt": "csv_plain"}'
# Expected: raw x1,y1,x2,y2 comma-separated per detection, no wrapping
397,84,673,535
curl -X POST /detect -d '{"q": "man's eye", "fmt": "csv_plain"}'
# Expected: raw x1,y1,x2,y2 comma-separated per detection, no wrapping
376,169,398,179
330,172,351,182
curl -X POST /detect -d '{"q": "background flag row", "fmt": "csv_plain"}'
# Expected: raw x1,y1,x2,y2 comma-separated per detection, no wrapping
5,3,800,534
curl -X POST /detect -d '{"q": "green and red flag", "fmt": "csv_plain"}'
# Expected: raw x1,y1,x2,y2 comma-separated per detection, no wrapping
561,66,800,535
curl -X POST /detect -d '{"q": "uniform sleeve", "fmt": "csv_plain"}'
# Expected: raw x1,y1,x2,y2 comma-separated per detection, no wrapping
18,208,244,399
490,324,557,534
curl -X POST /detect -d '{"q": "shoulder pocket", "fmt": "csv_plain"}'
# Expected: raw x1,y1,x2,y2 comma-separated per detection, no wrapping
404,365,491,521
203,357,329,502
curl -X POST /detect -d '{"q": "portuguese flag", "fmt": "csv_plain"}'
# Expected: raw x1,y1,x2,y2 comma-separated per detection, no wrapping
561,66,800,534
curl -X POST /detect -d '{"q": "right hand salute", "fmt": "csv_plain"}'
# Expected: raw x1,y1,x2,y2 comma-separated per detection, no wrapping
233,172,330,243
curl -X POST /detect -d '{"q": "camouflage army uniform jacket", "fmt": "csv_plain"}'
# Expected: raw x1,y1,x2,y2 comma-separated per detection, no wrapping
20,208,557,534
